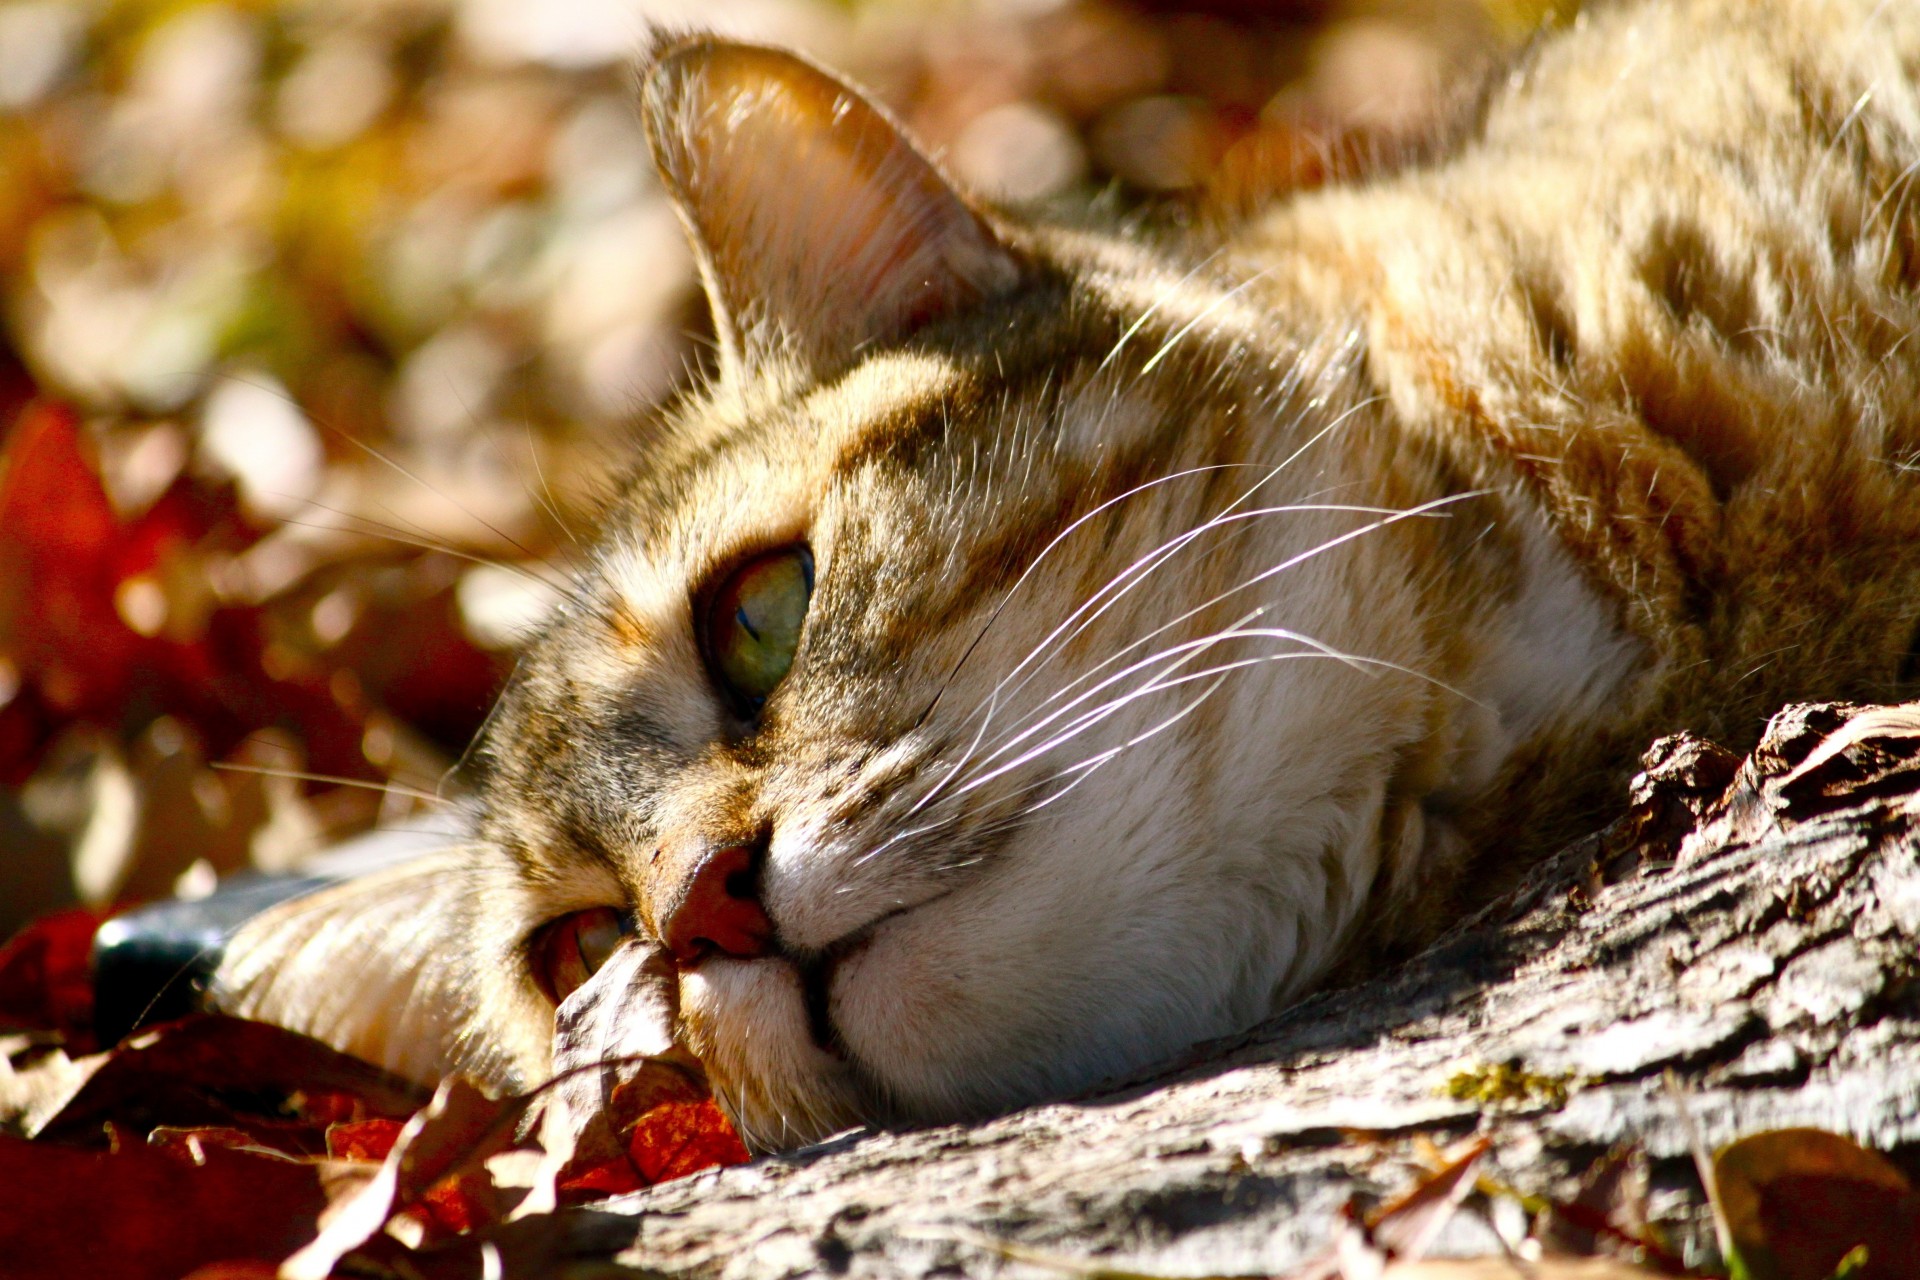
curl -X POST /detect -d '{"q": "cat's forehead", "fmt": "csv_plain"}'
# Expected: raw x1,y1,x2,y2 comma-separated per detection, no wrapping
599,350,1001,595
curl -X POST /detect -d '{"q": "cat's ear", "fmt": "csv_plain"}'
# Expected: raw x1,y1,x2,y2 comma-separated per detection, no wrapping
641,38,1025,381
210,849,548,1090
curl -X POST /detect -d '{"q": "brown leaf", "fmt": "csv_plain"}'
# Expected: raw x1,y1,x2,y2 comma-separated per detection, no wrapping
34,1013,425,1143
1714,1128,1920,1280
542,938,686,1168
1369,1138,1491,1260
1536,1145,1676,1269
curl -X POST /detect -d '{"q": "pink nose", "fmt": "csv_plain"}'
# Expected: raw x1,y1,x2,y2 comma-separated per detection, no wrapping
659,842,774,964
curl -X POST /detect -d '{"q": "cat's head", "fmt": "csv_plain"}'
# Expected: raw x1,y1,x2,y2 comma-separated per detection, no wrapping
220,38,1445,1151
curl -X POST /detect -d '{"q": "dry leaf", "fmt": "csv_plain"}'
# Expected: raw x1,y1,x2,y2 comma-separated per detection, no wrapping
280,1074,533,1279
1714,1128,1920,1280
34,1013,424,1142
0,1130,327,1280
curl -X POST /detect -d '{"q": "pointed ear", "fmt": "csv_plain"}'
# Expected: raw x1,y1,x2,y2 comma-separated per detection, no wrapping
210,849,549,1091
641,38,1026,380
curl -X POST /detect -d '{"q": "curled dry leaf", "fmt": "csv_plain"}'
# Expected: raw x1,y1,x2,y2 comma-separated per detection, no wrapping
541,938,687,1163
1293,1140,1492,1280
1370,1139,1493,1260
518,937,749,1208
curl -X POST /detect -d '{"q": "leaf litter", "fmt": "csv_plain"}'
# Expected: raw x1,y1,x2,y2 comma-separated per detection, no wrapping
1,0,1917,1276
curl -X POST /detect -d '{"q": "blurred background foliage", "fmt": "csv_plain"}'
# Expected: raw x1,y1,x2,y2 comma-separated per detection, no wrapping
0,0,1565,931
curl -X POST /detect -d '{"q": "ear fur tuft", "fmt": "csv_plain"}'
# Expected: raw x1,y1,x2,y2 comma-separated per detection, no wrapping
641,37,1025,381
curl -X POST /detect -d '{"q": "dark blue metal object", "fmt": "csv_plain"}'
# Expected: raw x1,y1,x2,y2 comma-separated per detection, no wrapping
89,874,329,1047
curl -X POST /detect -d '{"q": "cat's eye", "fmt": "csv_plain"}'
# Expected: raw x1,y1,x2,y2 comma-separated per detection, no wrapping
700,545,814,713
529,907,633,1005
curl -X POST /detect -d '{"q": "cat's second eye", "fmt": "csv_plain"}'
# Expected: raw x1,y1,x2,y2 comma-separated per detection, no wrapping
530,907,633,1004
701,546,814,713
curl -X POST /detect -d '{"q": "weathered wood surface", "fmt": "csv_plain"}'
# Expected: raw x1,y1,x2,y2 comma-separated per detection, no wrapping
582,702,1920,1278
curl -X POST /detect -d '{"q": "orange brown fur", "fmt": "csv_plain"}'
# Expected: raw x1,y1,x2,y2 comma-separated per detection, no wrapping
217,0,1920,1150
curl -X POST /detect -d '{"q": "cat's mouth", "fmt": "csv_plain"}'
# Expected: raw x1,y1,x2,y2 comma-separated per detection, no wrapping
785,896,931,1057
660,889,961,1148
792,950,841,1055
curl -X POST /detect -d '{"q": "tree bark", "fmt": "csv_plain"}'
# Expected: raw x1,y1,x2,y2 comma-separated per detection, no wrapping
579,701,1920,1278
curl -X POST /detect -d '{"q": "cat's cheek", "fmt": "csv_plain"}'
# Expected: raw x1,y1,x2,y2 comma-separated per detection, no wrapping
678,959,862,1149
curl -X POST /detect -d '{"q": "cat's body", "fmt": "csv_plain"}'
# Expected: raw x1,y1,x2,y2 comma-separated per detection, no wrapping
216,0,1920,1151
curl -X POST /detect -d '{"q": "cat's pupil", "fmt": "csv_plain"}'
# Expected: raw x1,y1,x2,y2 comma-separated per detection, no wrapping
701,546,814,712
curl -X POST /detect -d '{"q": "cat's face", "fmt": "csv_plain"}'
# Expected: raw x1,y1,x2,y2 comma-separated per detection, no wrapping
468,40,1435,1150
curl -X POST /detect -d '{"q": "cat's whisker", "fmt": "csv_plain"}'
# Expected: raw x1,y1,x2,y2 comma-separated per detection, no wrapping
950,622,1337,796
1135,266,1277,379
365,493,584,605
934,642,1360,856
906,462,1275,815
1005,671,1237,818
931,379,1376,768
209,762,447,806
1097,249,1226,372
279,505,585,607
948,462,1288,734
975,636,1441,832
520,419,585,551
980,497,1410,742
211,368,581,591
444,655,522,800
966,489,1488,774
966,392,1385,731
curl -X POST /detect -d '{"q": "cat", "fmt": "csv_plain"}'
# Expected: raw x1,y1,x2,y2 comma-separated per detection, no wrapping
212,0,1920,1153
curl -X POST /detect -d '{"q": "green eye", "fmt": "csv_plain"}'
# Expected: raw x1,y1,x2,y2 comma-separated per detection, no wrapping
702,545,813,712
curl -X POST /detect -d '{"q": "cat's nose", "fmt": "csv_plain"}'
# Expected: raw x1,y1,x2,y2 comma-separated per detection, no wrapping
657,841,774,964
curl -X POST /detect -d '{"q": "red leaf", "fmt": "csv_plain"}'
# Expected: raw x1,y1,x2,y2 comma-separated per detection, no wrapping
0,906,109,1048
0,1132,327,1280
625,1096,750,1185
328,1116,405,1162
0,402,142,720
414,1168,499,1235
557,1156,644,1199
0,399,382,786
282,1076,533,1280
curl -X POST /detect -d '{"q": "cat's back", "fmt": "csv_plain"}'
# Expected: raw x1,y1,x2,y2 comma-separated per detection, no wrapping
1233,0,1920,761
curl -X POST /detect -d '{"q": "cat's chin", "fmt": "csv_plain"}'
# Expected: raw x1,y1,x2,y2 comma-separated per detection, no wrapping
678,956,868,1151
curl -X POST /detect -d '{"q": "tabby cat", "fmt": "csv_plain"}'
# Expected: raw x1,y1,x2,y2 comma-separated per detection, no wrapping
214,0,1920,1151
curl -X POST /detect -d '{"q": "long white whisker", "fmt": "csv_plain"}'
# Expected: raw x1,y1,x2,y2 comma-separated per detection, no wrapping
909,462,1269,818
971,394,1387,728
1097,250,1226,372
982,499,1406,736
969,490,1488,773
953,625,1347,796
1137,267,1276,378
